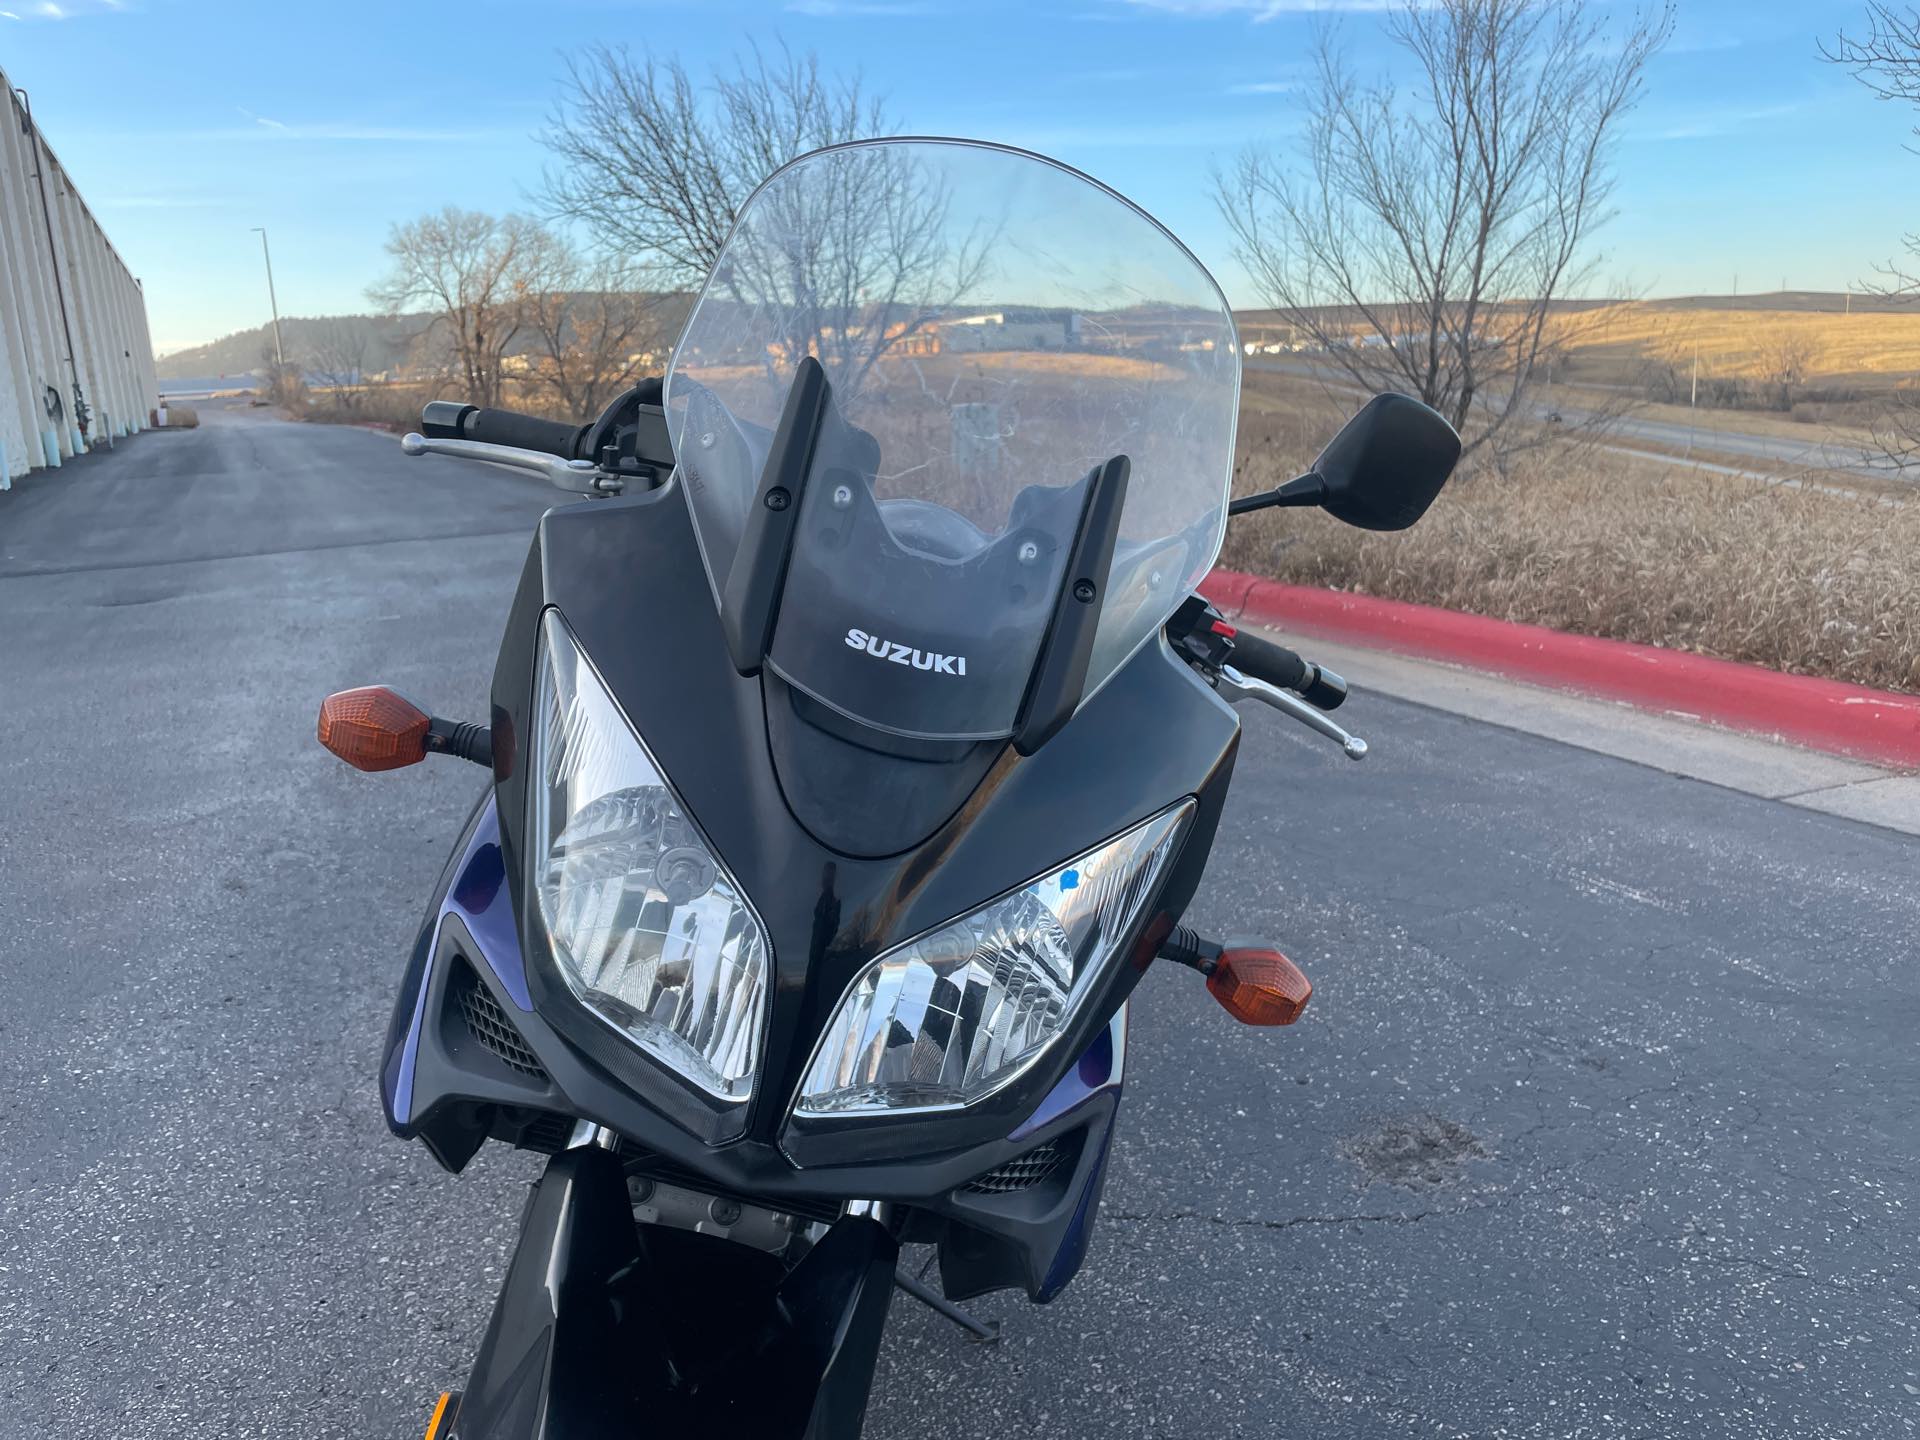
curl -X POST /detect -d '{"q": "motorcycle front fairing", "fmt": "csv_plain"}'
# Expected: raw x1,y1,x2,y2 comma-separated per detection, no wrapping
374,137,1250,1439
380,473,1239,1302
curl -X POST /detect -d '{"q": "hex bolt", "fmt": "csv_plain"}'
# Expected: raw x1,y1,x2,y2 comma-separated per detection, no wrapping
709,1196,743,1226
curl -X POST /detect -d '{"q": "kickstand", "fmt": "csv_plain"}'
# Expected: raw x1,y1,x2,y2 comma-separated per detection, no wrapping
892,1267,1001,1344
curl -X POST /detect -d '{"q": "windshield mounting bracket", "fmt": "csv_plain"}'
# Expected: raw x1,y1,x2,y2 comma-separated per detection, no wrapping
1011,453,1131,756
721,356,831,676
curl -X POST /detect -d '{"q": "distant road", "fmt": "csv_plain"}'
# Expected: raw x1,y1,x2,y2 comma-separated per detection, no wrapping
157,374,261,398
1246,357,1892,479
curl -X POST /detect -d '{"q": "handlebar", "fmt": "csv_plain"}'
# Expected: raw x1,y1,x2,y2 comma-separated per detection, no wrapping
1228,631,1348,711
1227,630,1309,692
421,401,590,461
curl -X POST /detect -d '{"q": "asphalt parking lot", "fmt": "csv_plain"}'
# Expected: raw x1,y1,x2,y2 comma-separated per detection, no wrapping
1,405,1914,1438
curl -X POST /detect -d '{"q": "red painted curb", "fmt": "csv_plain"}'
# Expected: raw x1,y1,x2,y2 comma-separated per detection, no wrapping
1201,570,1920,771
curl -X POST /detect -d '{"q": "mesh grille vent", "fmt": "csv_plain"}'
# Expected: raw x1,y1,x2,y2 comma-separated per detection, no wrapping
963,1141,1066,1195
452,962,550,1082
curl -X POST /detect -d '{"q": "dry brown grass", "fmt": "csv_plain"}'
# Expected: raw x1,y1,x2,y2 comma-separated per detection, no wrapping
1556,303,1920,389
1223,429,1920,695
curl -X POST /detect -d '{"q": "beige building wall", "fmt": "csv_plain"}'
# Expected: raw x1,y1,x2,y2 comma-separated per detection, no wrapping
0,68,158,488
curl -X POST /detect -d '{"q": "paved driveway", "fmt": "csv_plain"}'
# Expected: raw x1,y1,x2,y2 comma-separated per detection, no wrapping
1,408,1913,1437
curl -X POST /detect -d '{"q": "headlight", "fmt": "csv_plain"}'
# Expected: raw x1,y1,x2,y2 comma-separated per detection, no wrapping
794,801,1193,1117
532,610,770,1106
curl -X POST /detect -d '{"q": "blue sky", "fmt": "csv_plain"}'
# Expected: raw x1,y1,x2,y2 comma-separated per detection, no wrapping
3,0,1913,355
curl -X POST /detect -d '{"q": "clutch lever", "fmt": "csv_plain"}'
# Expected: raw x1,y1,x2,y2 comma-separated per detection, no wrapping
400,432,624,495
1216,664,1369,761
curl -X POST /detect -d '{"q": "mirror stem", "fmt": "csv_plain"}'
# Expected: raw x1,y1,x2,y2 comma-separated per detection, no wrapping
1228,472,1328,517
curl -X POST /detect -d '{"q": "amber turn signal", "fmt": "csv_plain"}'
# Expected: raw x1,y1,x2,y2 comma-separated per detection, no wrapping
317,686,431,772
1207,946,1312,1026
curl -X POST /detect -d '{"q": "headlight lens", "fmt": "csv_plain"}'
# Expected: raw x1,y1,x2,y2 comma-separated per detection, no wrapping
533,610,770,1105
794,801,1192,1117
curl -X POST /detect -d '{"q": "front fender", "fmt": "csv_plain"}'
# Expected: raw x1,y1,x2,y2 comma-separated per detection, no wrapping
447,1145,899,1440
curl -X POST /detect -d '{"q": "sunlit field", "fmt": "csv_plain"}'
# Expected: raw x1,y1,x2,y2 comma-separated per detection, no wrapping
1554,300,1920,391
1227,371,1920,694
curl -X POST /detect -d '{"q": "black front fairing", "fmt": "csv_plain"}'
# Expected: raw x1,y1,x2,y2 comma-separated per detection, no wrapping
381,476,1238,1321
471,474,1238,1190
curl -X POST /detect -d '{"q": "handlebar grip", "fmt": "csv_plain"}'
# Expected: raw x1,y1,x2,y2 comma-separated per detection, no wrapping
1228,630,1310,693
462,408,590,460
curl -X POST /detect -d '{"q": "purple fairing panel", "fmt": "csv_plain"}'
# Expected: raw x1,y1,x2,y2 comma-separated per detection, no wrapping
1038,1127,1114,1301
381,795,530,1130
1019,1002,1129,1301
1011,1000,1128,1142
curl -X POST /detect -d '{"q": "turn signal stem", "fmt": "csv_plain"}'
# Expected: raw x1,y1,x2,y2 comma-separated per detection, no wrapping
426,716,493,769
1159,924,1222,976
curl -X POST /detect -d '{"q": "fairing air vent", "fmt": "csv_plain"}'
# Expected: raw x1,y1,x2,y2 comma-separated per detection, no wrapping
450,959,550,1083
963,1141,1068,1196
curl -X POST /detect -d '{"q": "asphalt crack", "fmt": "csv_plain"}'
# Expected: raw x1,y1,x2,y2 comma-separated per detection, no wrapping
1106,1206,1468,1232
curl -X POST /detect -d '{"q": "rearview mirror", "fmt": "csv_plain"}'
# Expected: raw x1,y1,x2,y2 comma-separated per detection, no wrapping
1229,393,1461,532
1314,393,1461,531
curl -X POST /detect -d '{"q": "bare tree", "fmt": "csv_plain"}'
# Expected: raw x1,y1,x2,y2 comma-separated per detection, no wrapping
1217,0,1671,456
369,207,543,408
1825,4,1920,466
308,320,370,410
520,234,670,421
709,143,990,409
258,342,306,413
537,43,891,288
1826,3,1920,298
1759,328,1821,412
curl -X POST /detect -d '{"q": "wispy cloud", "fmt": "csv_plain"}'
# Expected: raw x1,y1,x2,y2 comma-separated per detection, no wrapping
1226,79,1295,94
1668,30,1747,56
1003,114,1303,149
156,122,513,144
1632,100,1807,143
236,106,287,130
4,0,135,17
98,194,235,210
785,0,933,14
1116,0,1395,16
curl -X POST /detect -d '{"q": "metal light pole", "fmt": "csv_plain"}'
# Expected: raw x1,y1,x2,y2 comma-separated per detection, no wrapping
251,227,284,371
1686,345,1698,458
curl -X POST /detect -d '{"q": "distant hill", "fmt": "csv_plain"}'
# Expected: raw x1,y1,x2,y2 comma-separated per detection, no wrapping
157,295,695,381
157,313,432,380
1235,291,1914,329
1635,290,1914,315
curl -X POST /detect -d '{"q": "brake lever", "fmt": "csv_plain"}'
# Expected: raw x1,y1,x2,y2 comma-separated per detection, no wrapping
400,432,624,495
1216,664,1369,761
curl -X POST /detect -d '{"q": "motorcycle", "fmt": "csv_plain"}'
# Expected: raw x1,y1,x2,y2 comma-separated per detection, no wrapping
315,138,1459,1440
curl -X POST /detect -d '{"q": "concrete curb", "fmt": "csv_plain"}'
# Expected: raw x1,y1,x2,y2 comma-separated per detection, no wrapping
1200,571,1920,771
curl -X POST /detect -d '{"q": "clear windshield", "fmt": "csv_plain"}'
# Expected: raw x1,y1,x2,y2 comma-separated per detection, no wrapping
665,139,1239,742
